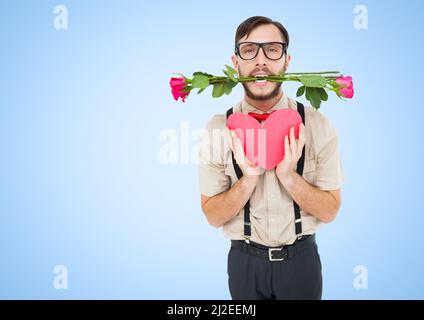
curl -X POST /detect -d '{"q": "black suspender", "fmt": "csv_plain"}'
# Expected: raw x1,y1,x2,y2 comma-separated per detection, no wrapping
226,108,252,243
226,102,306,243
293,102,306,239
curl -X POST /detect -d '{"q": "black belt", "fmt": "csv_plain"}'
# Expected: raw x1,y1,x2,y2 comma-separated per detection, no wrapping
231,234,316,262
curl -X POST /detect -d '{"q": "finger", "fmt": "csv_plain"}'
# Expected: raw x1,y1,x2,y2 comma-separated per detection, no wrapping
247,164,264,176
297,123,306,154
289,126,297,156
245,157,256,166
284,134,291,160
245,159,259,175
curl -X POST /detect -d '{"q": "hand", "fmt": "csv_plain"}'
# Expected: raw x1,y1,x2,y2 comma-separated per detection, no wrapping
276,124,306,184
225,128,264,185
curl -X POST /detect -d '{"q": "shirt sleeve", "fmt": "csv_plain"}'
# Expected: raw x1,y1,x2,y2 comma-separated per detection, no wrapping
198,115,231,197
313,112,345,191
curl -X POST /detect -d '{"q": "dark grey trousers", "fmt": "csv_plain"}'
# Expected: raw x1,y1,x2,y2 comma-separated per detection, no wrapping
227,236,322,300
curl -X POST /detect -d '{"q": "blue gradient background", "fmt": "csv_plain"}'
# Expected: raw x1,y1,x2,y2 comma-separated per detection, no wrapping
0,0,423,299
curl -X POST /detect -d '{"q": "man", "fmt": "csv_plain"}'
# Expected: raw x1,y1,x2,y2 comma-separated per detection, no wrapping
198,16,344,300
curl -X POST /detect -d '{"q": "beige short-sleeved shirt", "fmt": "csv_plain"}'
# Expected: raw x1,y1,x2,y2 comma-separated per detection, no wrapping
198,92,345,246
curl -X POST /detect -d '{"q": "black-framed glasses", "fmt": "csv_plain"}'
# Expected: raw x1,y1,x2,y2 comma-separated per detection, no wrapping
235,42,287,60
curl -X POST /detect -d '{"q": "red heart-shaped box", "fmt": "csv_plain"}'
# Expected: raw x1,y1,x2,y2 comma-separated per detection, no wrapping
227,109,302,170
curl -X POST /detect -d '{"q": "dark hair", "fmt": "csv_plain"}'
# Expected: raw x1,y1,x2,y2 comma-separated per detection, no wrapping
235,16,290,49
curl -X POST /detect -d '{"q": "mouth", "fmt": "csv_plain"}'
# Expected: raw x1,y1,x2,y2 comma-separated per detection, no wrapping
252,74,270,88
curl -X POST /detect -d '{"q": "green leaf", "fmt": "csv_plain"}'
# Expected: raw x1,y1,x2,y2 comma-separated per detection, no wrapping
223,85,232,95
299,75,327,88
305,87,322,109
191,75,210,89
193,71,213,77
212,82,226,98
225,64,237,74
296,86,305,97
197,87,207,94
224,80,238,95
223,69,237,82
316,88,328,101
223,64,238,82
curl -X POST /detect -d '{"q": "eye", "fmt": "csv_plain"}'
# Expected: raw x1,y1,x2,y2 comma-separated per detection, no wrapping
267,46,280,53
242,48,255,54
240,44,257,55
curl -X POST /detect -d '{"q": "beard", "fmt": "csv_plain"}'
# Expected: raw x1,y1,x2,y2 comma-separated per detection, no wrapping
239,65,287,101
242,81,282,101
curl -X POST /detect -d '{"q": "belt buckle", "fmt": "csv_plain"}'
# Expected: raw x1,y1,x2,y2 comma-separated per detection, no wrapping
268,247,286,261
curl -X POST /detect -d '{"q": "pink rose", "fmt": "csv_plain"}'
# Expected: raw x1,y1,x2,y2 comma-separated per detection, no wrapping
170,77,189,102
336,76,354,99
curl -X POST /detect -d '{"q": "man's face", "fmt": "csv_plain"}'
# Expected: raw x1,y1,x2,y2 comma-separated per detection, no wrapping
232,24,291,101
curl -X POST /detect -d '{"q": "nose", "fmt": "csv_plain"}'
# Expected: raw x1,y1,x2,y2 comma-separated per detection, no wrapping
255,46,268,65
